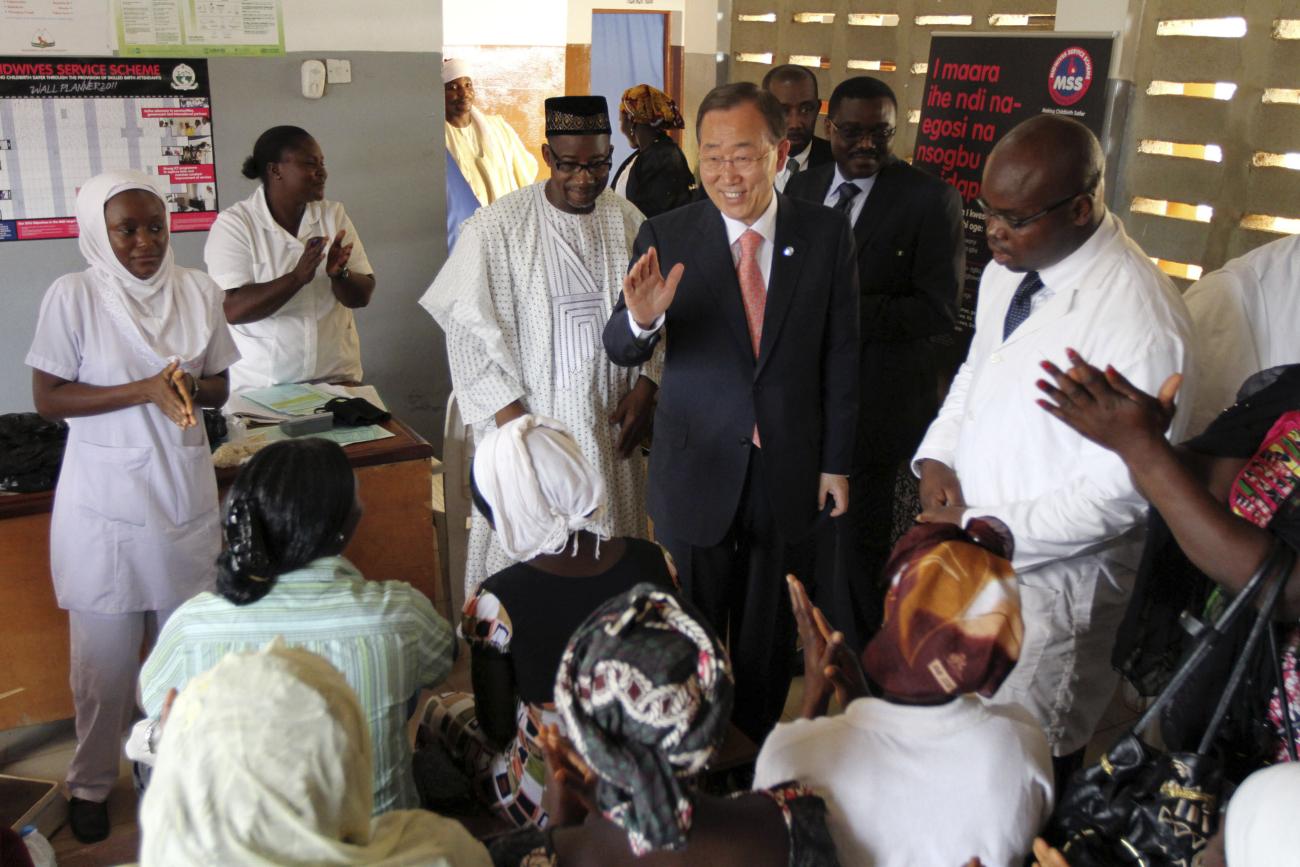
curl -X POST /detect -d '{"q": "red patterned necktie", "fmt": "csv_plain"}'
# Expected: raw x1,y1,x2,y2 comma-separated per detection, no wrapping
737,228,765,445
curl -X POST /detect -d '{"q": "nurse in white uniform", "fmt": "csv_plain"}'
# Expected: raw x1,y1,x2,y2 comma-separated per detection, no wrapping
26,171,239,843
204,126,376,392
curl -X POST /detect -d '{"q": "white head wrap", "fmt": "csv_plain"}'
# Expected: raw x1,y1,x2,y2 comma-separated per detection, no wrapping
472,415,607,561
1224,762,1300,865
140,640,490,866
441,58,471,84
75,170,209,361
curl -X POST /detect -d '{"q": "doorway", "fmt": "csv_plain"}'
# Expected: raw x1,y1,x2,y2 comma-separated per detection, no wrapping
590,11,668,182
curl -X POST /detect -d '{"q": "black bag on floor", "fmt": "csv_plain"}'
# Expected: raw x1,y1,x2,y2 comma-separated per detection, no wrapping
0,412,68,492
1046,542,1297,866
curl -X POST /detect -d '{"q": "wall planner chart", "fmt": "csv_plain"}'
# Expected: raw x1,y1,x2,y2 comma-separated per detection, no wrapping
0,57,218,241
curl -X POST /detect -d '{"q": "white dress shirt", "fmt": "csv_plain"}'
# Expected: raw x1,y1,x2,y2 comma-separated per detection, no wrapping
912,210,1196,753
204,186,373,392
629,191,779,338
1183,232,1300,434
774,144,810,192
821,165,876,228
755,696,1054,867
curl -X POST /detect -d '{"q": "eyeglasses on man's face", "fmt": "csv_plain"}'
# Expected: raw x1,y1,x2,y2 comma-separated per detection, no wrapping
826,119,897,144
553,157,613,176
699,149,775,174
977,188,1092,232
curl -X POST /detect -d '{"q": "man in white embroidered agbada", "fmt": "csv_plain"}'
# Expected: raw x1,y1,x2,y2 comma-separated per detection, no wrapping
422,95,659,594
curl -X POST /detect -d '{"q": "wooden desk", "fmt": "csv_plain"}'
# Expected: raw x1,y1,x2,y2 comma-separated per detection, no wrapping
0,417,441,732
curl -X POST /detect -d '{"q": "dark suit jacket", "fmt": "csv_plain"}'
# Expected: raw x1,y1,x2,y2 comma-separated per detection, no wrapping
603,196,859,547
785,156,963,468
610,136,694,218
795,135,833,171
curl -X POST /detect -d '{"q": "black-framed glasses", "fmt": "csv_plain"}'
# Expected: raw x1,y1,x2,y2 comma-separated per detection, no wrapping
553,157,613,176
827,119,896,143
977,189,1090,231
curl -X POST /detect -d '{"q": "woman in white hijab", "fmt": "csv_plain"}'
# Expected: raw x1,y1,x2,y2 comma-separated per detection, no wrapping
1224,762,1300,865
139,641,491,866
421,415,674,830
26,170,239,843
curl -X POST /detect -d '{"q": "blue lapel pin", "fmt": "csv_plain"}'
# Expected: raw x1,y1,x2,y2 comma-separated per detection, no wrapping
782,246,794,257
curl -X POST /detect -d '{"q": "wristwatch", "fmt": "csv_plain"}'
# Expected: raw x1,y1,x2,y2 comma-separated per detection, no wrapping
188,373,199,398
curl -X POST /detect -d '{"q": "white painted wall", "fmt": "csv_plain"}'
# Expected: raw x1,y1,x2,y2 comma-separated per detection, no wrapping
284,0,440,52
444,0,567,47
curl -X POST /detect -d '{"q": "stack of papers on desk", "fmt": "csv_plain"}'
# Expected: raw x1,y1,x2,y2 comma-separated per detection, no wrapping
242,423,395,448
228,384,388,425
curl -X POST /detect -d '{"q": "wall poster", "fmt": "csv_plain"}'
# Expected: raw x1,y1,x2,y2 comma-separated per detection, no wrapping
115,0,284,57
0,57,217,241
912,33,1114,360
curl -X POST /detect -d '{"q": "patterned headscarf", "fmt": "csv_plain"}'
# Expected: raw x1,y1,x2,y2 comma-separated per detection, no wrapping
864,517,1023,701
554,584,732,855
620,84,685,130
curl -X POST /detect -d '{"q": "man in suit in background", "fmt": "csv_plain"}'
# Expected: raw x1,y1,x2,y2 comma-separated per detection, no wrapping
604,82,859,741
763,64,833,191
786,76,964,652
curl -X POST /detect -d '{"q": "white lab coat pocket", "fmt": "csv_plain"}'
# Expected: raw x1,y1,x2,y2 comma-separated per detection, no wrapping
161,443,219,526
996,579,1064,705
75,442,151,526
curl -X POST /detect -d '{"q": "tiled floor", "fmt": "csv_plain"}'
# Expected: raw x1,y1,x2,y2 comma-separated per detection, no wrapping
1,649,1143,866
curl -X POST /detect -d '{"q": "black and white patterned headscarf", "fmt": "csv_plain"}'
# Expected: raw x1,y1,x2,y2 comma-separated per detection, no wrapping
553,583,733,855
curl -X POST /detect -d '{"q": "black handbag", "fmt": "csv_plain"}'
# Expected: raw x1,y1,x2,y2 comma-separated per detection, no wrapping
319,396,390,427
1046,542,1297,866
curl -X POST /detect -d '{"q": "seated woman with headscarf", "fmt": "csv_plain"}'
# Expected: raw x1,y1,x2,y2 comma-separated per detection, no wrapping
489,583,839,866
136,641,490,866
137,437,454,815
610,84,693,218
424,415,673,829
1036,352,1300,767
756,522,1054,867
27,170,239,843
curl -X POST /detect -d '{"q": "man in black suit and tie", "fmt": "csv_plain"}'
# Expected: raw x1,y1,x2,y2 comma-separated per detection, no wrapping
762,65,833,192
786,76,964,652
603,83,859,740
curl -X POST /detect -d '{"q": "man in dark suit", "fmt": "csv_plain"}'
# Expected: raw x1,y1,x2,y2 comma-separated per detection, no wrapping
603,82,859,740
786,76,964,652
762,65,833,191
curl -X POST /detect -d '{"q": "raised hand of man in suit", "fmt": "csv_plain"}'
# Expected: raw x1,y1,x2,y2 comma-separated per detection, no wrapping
623,246,685,331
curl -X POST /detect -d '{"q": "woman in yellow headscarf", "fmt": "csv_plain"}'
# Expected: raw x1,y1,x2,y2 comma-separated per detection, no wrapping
610,84,693,218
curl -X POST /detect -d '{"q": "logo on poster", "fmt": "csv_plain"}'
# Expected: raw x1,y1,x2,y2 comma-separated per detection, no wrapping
1047,47,1093,106
170,64,199,91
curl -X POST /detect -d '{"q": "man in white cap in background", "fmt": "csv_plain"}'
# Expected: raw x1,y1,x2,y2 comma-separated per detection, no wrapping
443,58,538,208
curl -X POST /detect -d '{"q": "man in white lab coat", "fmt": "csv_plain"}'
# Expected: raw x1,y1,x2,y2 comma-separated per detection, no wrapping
912,115,1195,780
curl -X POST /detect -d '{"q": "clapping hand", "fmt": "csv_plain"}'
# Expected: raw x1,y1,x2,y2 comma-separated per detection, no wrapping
1031,837,1071,867
141,360,193,429
291,236,328,286
788,574,869,719
623,247,684,331
1036,348,1182,460
539,724,598,827
325,229,353,278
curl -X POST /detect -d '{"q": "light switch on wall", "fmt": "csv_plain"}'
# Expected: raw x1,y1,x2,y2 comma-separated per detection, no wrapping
326,59,353,84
